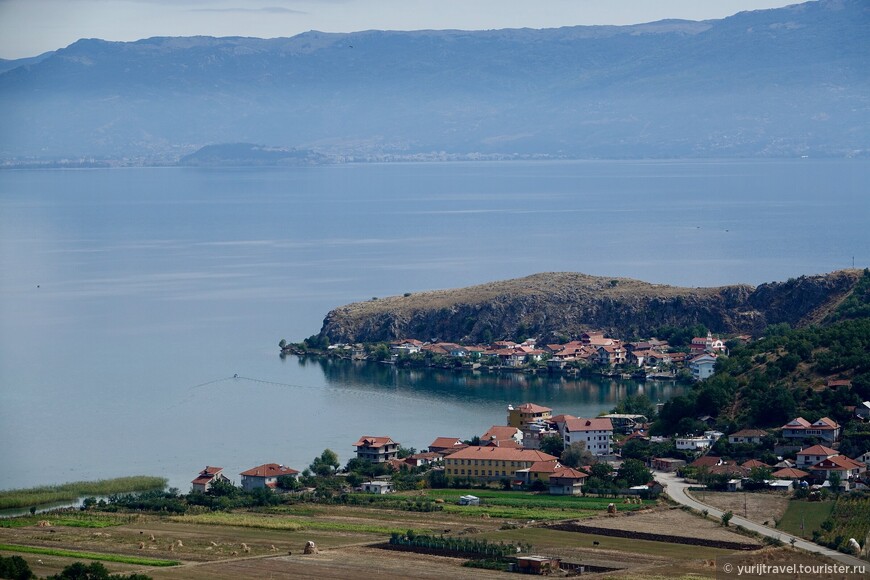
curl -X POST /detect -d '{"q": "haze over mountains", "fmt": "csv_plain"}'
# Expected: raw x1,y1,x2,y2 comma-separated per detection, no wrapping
0,0,868,163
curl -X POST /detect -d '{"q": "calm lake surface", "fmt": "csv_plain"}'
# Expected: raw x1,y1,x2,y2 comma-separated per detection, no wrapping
1,160,867,492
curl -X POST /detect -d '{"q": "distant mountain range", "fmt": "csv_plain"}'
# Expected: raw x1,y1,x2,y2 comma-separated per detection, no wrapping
1,0,868,163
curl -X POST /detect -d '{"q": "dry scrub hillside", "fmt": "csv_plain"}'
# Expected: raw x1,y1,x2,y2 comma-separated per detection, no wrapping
319,270,861,344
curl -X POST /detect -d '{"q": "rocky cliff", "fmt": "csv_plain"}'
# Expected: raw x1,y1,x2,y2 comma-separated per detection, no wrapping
318,270,863,344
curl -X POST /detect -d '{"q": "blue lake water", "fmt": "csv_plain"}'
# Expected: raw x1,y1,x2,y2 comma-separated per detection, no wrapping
0,160,867,492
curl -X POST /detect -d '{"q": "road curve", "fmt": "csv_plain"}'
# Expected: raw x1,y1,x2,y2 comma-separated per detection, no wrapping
654,470,868,568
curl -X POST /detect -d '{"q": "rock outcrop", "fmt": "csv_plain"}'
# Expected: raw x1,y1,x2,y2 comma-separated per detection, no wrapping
318,270,863,343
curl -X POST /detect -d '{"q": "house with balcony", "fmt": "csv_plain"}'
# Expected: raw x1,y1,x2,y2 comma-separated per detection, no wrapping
353,436,399,463
781,417,841,445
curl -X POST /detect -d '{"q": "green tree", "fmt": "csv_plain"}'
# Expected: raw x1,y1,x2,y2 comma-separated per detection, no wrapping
539,434,565,457
276,475,300,491
207,478,238,498
397,446,417,459
827,471,842,494
0,555,34,580
560,442,596,468
721,510,733,527
278,338,287,349
310,449,340,477
616,459,652,487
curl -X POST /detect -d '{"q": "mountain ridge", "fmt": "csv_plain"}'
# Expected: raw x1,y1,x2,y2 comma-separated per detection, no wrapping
1,0,867,161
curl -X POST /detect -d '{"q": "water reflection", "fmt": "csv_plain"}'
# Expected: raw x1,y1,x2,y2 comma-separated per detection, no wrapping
307,356,684,417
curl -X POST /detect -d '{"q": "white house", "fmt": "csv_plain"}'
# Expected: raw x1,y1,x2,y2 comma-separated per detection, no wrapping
362,481,393,494
675,436,712,451
240,463,299,491
191,466,231,493
856,401,870,420
688,353,718,380
728,429,768,445
562,417,613,455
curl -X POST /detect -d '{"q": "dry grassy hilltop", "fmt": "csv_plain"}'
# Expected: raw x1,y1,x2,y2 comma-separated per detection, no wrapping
319,270,863,344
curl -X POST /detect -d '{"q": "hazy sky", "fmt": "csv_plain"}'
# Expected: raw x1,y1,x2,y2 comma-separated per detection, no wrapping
1,0,800,59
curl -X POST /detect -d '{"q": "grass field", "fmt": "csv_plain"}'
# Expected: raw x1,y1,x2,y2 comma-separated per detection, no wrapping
0,513,140,529
777,500,834,539
479,527,739,561
0,477,167,510
0,543,180,566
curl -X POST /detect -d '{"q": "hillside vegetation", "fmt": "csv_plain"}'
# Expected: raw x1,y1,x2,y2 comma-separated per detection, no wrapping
654,269,870,443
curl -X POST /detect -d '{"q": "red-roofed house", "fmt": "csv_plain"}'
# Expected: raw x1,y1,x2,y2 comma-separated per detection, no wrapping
808,455,866,487
548,467,589,495
239,463,299,491
771,467,809,480
596,345,626,366
782,417,841,444
404,452,443,468
353,436,399,463
515,459,562,485
482,425,523,446
562,417,613,455
728,429,768,445
191,466,231,493
689,456,724,469
428,437,466,454
796,445,838,469
740,459,769,470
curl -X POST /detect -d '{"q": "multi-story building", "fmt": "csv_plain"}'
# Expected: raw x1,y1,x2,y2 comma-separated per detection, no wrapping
443,446,558,482
507,403,552,429
353,436,399,463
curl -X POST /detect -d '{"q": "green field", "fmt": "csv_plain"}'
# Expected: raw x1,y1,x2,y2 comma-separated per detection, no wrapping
410,489,652,511
777,500,834,539
0,544,180,567
478,527,738,561
0,512,138,529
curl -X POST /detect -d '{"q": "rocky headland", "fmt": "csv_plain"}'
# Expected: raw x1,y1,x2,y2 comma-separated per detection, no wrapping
318,270,863,344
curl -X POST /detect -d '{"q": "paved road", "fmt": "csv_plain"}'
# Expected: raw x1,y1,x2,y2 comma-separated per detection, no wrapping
655,470,868,568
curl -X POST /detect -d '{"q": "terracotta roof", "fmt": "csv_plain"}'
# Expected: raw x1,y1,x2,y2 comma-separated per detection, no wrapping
527,460,561,474
826,379,852,388
740,459,769,469
549,414,577,424
564,417,613,432
797,445,838,456
709,464,750,477
483,439,522,449
446,446,558,462
239,463,299,477
191,466,223,485
730,429,768,438
771,467,809,479
812,417,840,429
429,437,464,449
482,425,521,441
514,403,552,413
690,456,722,468
811,455,865,471
551,467,589,480
354,436,396,448
782,417,812,429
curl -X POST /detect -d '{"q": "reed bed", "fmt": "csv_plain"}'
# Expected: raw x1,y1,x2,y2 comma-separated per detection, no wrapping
0,476,167,510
